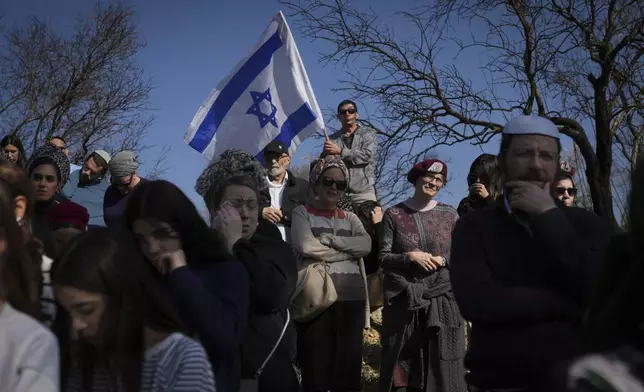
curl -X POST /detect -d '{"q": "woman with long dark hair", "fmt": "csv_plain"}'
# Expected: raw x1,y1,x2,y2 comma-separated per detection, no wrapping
125,179,249,392
0,177,59,391
0,161,52,323
52,228,215,391
457,153,501,217
1,135,28,169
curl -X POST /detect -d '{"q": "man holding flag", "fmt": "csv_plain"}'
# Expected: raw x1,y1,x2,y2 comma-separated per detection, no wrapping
322,99,378,208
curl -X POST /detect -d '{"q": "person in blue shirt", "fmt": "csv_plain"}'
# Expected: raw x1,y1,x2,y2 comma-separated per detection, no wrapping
62,150,111,227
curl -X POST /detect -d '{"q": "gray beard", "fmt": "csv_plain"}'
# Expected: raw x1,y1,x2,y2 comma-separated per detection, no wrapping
269,167,286,177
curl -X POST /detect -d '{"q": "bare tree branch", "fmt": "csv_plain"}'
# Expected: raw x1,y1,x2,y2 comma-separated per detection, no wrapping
0,3,166,175
282,0,644,226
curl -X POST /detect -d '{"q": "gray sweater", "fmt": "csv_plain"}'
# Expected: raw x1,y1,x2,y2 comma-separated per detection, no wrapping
0,302,59,391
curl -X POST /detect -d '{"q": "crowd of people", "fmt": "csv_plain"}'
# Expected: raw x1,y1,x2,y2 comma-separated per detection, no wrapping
0,99,643,392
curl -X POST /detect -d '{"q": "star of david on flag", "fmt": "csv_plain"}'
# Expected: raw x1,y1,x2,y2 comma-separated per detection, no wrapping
184,11,325,162
246,88,278,128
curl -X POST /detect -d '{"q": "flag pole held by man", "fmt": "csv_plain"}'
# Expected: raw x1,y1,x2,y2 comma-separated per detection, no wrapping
184,11,325,162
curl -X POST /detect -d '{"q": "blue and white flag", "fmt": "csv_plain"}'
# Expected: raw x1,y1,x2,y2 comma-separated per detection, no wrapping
185,11,324,161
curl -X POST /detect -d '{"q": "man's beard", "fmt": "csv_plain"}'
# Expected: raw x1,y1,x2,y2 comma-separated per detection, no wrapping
79,172,97,185
79,172,91,185
268,165,286,177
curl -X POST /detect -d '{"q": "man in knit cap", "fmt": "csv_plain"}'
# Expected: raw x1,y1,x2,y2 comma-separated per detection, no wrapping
62,149,111,227
449,115,612,391
103,151,148,228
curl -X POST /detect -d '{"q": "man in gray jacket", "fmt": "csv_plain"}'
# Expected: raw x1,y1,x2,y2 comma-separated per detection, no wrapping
323,99,378,206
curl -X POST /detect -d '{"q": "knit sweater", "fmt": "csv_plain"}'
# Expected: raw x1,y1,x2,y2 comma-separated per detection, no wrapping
291,205,371,301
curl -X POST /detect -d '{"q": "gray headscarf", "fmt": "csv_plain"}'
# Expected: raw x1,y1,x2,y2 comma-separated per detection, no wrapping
195,149,268,197
108,151,139,179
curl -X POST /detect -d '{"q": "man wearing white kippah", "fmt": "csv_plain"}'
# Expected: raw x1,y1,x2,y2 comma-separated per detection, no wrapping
63,149,112,227
449,115,612,392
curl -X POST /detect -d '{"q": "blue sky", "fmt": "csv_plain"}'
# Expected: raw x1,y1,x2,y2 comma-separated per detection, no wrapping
4,0,574,212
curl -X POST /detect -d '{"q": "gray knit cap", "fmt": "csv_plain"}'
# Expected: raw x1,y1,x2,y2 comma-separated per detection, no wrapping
195,149,268,197
108,151,139,179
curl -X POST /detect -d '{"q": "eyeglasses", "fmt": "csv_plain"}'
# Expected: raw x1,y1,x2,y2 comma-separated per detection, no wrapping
556,187,577,196
112,173,134,188
265,153,289,162
338,109,357,115
225,197,258,211
321,177,348,191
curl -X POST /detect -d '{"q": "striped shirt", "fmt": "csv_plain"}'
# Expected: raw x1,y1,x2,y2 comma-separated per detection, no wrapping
291,205,372,301
40,255,56,327
65,333,216,392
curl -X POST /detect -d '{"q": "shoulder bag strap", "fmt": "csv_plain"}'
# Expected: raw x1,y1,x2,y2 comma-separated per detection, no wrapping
254,308,291,378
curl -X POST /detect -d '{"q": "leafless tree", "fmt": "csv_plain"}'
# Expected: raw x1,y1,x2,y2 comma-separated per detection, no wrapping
142,144,172,180
282,0,644,226
0,3,158,168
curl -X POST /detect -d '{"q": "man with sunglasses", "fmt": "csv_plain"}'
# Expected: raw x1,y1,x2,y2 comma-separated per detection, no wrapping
552,166,577,207
103,151,148,228
62,149,111,227
260,140,308,242
322,99,378,208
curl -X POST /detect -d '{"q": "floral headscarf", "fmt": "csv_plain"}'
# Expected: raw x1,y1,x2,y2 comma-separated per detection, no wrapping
195,149,268,197
26,143,71,186
309,154,350,186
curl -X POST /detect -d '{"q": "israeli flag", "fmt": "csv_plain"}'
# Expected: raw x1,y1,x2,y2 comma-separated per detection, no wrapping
185,11,324,161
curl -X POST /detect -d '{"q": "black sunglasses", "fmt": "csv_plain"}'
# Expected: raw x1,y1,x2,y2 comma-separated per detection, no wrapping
338,109,357,115
321,177,348,191
556,187,577,196
113,173,134,188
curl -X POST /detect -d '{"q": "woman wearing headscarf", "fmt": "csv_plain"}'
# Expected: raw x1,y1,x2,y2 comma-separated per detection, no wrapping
457,153,501,217
196,149,300,392
291,154,372,392
26,143,71,258
379,158,465,392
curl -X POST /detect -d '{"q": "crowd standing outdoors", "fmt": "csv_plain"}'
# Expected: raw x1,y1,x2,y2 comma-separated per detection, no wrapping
0,99,643,392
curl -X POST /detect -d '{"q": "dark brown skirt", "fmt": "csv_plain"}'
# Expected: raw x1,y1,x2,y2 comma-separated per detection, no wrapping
296,300,366,392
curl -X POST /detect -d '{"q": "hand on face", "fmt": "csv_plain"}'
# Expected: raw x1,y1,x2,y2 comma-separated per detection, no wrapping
151,249,187,275
323,140,342,155
371,206,383,224
506,180,557,215
469,183,490,199
212,201,243,253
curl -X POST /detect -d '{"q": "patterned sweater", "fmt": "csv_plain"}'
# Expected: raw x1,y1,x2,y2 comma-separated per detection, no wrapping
291,205,371,301
379,201,459,309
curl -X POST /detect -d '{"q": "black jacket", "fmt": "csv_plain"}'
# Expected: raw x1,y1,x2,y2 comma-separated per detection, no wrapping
233,232,300,391
450,200,612,390
260,171,309,227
